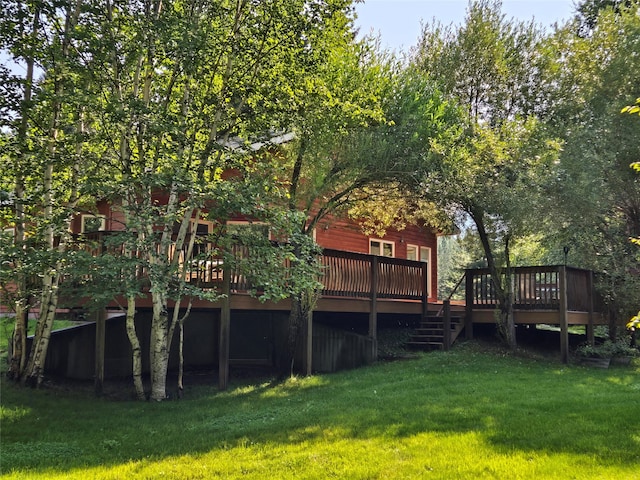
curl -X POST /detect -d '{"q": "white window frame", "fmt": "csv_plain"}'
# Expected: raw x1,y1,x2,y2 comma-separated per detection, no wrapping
369,238,394,257
226,220,271,240
419,246,431,264
81,214,106,233
406,244,419,261
191,220,213,235
407,244,432,296
420,246,432,297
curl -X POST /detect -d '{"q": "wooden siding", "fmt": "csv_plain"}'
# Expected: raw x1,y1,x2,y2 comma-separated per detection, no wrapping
83,201,440,301
315,214,438,301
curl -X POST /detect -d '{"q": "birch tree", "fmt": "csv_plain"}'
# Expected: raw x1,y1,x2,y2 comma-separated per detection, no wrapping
0,0,104,385
1,0,363,398
84,0,360,400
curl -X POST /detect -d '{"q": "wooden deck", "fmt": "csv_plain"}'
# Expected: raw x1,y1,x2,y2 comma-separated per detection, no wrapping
463,265,606,325
77,233,610,388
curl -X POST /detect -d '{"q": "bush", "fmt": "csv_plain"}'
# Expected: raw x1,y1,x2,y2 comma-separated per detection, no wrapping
576,337,638,358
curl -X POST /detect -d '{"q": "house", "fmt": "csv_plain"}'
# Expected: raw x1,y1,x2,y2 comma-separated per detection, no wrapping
6,179,611,389
18,196,440,386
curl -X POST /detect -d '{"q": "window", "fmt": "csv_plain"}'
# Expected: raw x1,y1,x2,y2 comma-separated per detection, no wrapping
190,221,213,256
2,228,15,243
420,246,431,264
81,214,106,233
408,245,431,297
227,221,270,240
407,245,430,263
370,239,394,257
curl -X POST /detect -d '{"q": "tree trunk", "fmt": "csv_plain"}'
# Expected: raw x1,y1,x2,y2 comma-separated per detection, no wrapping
177,320,184,399
149,293,170,401
125,295,145,400
9,0,37,382
23,275,61,387
8,301,28,380
286,290,317,377
471,208,517,349
286,296,304,377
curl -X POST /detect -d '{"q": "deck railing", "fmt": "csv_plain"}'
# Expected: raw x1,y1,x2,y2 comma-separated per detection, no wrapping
320,249,426,300
78,232,429,301
465,266,597,312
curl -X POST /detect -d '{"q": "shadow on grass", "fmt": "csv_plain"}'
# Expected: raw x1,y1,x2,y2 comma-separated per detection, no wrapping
1,344,639,475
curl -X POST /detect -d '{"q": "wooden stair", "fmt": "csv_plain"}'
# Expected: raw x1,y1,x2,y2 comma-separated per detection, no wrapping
406,314,465,351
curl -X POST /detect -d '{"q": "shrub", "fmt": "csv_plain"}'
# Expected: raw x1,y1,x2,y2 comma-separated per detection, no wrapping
576,337,639,358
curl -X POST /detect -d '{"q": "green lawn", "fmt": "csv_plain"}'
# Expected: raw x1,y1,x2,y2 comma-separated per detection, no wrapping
0,317,79,359
1,341,639,479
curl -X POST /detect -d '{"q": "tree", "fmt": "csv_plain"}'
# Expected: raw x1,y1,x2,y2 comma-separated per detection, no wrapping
622,97,640,334
268,47,458,374
85,0,367,399
410,0,561,348
1,0,363,399
0,0,108,385
537,1,640,329
575,0,635,34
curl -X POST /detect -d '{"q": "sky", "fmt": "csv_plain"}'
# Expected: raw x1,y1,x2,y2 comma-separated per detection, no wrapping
353,0,577,53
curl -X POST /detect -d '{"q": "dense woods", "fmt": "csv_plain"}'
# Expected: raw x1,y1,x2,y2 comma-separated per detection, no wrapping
1,0,638,398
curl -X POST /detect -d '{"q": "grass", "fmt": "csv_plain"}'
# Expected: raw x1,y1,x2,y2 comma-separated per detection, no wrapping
0,317,79,358
1,341,639,479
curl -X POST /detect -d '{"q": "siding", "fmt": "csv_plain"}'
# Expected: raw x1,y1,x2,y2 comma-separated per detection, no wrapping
315,214,438,301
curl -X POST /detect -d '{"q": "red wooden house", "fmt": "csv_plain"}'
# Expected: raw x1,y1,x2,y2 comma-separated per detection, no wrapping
24,196,440,387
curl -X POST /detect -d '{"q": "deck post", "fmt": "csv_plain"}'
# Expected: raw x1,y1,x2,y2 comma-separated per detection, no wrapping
559,266,569,364
443,299,451,351
587,270,595,346
464,271,474,340
218,263,231,390
421,261,429,318
94,307,106,396
303,308,313,376
369,255,378,360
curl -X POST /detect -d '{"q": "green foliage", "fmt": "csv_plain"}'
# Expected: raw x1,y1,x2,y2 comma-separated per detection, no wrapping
410,0,563,347
576,337,639,358
575,0,636,34
437,235,474,299
538,2,640,320
621,97,640,116
0,0,371,391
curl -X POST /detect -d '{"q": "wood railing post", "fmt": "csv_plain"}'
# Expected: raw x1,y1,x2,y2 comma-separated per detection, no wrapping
443,299,451,351
369,255,378,360
218,262,231,390
422,261,429,318
559,266,569,364
465,271,474,340
303,307,313,376
94,307,106,396
587,270,595,346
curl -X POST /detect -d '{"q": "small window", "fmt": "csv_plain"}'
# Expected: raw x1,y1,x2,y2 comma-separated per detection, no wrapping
2,228,15,243
191,221,213,256
81,215,106,233
420,247,431,264
227,221,270,239
370,239,394,257
406,244,418,261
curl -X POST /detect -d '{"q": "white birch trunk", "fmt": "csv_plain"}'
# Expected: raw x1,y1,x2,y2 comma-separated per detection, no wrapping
24,274,61,386
125,295,145,400
149,292,170,401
